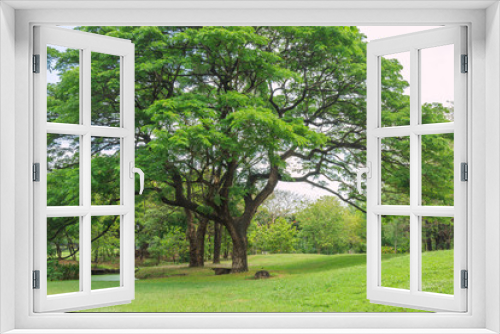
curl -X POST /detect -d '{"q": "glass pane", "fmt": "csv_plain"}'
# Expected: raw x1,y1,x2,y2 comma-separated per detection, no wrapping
91,216,121,290
47,217,80,295
47,45,80,124
381,215,410,290
421,216,454,294
421,133,454,206
47,134,80,206
381,136,410,205
91,137,121,205
420,45,454,124
91,52,121,127
381,52,410,127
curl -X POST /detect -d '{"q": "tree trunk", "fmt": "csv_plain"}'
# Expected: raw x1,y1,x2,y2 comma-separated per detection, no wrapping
186,210,209,267
426,237,433,251
194,218,208,266
56,243,62,260
213,222,222,264
186,209,199,268
68,242,77,261
207,228,212,261
226,222,248,273
140,243,149,261
223,226,229,260
93,245,99,268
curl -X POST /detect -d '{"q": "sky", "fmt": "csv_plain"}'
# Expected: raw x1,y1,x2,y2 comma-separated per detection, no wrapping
49,26,454,201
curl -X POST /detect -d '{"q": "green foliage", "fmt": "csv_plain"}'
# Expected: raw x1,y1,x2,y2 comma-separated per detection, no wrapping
148,226,189,265
248,218,299,254
47,259,79,281
381,216,410,254
135,199,187,260
296,197,364,254
47,46,80,124
380,57,410,127
421,131,454,206
91,216,120,267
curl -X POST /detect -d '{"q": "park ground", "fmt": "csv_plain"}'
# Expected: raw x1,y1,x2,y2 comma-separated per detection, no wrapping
47,251,453,312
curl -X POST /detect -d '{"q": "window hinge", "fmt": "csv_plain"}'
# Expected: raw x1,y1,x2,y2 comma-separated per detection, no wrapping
461,270,468,289
461,54,468,73
33,163,40,182
33,54,40,73
461,162,468,182
33,270,40,289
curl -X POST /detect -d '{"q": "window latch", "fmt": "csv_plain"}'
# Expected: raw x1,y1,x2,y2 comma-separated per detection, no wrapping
356,162,372,194
129,162,145,195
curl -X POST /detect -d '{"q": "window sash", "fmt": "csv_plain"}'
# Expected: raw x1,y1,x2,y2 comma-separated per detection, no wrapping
32,25,136,313
366,26,468,312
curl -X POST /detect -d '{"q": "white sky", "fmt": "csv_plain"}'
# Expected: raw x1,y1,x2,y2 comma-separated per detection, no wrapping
50,26,454,201
359,26,454,107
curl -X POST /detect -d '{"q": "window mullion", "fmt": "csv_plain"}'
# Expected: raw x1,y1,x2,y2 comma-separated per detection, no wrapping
409,47,420,294
82,47,92,294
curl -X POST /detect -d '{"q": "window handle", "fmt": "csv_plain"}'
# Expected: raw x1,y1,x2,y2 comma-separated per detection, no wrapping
129,162,145,195
356,162,372,194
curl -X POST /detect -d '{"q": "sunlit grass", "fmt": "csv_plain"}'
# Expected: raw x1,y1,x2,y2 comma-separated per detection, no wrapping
45,251,454,312
421,250,454,294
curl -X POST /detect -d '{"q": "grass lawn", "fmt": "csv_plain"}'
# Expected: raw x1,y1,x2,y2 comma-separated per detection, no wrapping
47,250,454,312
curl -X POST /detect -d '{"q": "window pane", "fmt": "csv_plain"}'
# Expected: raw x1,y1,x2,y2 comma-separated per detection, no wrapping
47,217,80,295
381,136,410,205
91,137,121,205
47,45,80,124
421,216,454,294
421,133,454,206
420,45,454,124
91,52,121,127
381,215,410,290
47,134,80,206
381,52,410,127
91,216,121,290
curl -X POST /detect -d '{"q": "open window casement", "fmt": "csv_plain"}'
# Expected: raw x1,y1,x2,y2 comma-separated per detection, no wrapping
33,26,137,312
365,26,467,312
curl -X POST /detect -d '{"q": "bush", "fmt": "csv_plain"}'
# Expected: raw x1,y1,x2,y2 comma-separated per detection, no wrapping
381,246,395,254
47,259,79,281
248,218,298,254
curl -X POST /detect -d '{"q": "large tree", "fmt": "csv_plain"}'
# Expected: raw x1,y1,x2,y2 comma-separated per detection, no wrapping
47,26,453,273
138,26,371,272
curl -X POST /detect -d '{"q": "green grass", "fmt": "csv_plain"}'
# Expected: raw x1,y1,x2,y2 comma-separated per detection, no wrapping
46,251,454,312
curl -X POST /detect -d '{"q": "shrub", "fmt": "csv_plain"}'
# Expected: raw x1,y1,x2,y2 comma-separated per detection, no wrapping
47,259,79,281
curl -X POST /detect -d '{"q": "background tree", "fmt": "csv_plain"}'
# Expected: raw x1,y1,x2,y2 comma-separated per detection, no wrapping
296,197,360,254
258,190,309,224
248,217,298,254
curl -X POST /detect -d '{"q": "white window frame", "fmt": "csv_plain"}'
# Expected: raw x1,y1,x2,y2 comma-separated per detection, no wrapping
33,25,136,313
1,1,499,333
366,26,467,312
